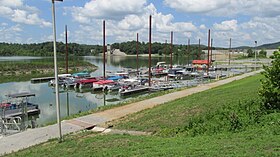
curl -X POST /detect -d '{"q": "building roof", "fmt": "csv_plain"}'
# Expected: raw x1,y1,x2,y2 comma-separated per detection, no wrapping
192,60,209,64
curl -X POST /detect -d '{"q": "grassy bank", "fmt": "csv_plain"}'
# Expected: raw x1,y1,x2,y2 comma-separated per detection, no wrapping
0,60,96,83
6,74,280,156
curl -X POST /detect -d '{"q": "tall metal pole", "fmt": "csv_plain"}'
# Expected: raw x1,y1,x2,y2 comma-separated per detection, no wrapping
255,41,257,71
103,20,106,79
198,38,201,59
165,40,167,62
65,25,68,74
210,38,213,63
229,38,231,65
148,15,152,87
136,33,139,72
188,38,190,65
170,31,173,68
51,0,62,141
207,29,211,74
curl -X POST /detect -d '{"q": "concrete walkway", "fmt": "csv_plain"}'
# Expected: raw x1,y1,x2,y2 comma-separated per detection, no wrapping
0,70,262,155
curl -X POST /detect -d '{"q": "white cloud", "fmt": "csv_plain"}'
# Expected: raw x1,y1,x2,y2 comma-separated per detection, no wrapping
164,0,280,18
213,20,238,31
0,0,23,7
70,0,147,21
68,2,198,44
199,24,206,30
240,16,280,44
164,0,230,13
0,24,23,43
0,0,51,27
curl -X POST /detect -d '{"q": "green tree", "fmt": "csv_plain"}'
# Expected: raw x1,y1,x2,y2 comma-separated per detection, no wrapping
259,49,267,58
259,48,280,110
247,48,254,57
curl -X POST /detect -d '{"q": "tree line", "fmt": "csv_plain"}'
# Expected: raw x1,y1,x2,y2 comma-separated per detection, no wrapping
112,41,206,57
0,42,102,56
0,41,207,57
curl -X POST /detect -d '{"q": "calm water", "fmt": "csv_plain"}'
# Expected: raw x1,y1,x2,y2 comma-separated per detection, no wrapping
0,56,191,126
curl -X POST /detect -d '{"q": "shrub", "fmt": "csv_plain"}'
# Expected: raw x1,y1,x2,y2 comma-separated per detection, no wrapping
259,48,280,110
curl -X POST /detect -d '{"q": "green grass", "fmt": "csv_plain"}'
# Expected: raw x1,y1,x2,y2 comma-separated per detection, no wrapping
114,75,264,133
6,129,279,157
5,74,280,156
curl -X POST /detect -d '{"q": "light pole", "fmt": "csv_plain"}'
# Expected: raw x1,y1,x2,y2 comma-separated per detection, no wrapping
51,0,63,142
255,41,257,71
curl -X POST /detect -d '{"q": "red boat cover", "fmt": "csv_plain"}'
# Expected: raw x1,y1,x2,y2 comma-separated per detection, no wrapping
93,80,114,85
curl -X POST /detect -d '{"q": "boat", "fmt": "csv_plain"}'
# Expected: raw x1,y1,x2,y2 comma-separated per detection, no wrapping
92,80,115,92
1,93,40,118
119,85,150,96
104,83,122,92
63,77,79,88
74,78,98,89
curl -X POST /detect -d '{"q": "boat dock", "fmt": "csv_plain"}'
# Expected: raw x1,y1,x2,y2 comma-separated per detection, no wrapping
31,77,54,83
120,87,150,96
3,106,40,118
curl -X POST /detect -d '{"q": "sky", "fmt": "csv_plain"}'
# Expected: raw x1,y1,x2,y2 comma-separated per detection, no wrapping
0,0,279,47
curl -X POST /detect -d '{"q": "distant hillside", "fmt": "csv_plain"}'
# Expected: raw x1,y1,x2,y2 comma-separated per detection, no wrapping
257,41,280,49
232,41,280,50
233,46,251,50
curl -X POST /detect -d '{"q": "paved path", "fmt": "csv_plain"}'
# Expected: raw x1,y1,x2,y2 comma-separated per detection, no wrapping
0,70,262,155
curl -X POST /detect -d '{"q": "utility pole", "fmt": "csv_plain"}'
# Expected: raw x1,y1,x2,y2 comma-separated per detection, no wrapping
170,31,173,69
198,38,201,60
188,38,190,65
165,40,167,62
207,29,211,75
210,38,213,63
136,33,139,72
65,25,68,74
229,38,231,65
148,15,152,87
255,41,257,71
51,0,63,142
103,20,106,80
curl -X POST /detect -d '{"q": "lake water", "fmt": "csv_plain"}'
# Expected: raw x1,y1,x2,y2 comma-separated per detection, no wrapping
0,56,192,126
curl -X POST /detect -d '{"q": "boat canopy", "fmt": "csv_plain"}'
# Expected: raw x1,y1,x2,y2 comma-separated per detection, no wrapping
107,76,123,81
192,60,209,64
72,72,90,77
78,78,97,84
0,103,11,108
93,80,114,85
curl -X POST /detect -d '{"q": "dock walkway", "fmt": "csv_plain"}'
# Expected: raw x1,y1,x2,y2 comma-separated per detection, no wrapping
0,70,262,155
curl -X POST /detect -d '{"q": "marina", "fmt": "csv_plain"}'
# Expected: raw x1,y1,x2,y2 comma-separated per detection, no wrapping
0,55,260,135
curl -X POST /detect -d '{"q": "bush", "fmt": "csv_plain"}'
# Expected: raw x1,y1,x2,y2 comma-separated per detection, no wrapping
259,48,280,110
156,100,265,137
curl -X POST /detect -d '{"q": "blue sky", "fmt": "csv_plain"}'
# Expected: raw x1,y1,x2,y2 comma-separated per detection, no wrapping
0,0,279,47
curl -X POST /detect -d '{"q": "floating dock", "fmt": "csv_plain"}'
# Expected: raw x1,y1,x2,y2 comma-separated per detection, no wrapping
3,106,40,118
120,87,150,96
31,77,54,83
